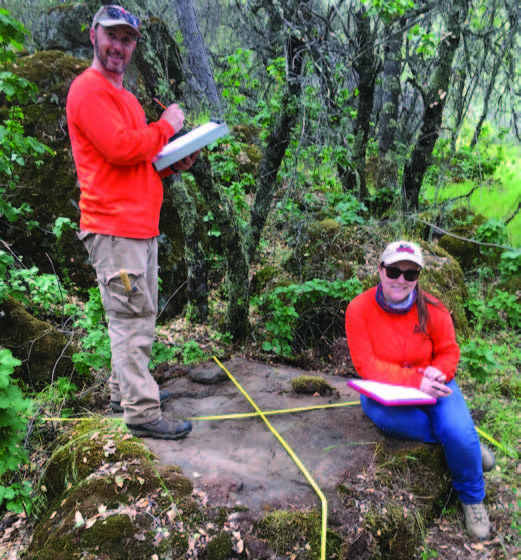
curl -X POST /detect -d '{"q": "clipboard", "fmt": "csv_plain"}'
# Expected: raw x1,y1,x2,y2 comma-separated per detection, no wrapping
153,119,229,171
347,379,436,406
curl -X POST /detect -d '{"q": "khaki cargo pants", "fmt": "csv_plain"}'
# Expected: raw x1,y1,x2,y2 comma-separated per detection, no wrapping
83,234,161,424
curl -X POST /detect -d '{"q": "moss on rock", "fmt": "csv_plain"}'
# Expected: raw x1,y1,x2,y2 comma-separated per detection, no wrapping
291,375,336,396
255,510,343,559
203,531,233,560
39,418,155,501
0,296,84,391
28,417,196,560
364,502,421,560
416,241,470,337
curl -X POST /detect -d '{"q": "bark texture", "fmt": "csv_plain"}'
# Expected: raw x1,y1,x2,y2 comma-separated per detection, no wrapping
402,0,470,210
173,0,222,112
342,8,378,200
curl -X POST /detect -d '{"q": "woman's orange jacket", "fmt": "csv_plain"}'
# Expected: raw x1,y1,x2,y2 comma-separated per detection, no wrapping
345,286,460,388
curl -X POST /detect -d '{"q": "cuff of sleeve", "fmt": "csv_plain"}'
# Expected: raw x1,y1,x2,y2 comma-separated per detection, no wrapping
158,118,175,137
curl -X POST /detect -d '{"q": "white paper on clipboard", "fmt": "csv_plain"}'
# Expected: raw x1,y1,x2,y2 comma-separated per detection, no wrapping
348,379,436,406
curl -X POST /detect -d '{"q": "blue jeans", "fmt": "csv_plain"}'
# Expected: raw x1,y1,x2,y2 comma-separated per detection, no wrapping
360,380,485,504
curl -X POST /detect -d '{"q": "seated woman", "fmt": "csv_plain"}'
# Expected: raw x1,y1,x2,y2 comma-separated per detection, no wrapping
345,240,494,540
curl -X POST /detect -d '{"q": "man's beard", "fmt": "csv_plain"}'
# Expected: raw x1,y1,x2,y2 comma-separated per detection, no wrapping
94,37,128,75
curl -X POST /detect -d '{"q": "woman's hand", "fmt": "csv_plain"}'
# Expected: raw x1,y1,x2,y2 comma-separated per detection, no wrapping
420,375,453,398
421,366,447,383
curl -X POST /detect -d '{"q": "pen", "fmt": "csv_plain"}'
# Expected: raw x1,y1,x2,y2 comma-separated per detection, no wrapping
153,97,167,110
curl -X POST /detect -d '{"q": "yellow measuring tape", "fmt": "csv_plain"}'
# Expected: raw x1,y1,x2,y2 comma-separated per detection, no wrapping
187,400,359,421
212,356,329,560
476,426,518,458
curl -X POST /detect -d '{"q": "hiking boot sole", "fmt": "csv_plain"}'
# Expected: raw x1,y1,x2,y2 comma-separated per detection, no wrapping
126,425,192,440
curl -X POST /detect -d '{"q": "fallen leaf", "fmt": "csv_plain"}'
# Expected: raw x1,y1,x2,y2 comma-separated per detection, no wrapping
74,511,84,527
103,440,117,456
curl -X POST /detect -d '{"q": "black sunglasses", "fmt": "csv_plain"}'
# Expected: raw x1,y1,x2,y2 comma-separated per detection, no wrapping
106,5,141,29
383,265,420,282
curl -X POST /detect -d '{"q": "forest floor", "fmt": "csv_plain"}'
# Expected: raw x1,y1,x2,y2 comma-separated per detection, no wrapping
1,334,519,560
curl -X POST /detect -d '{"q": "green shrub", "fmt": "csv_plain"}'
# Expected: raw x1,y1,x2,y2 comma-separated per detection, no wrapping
255,278,363,356
499,248,521,280
475,219,509,261
71,287,111,375
0,348,33,513
460,338,497,383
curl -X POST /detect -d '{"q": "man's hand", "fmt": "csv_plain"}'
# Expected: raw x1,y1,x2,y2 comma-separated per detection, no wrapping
161,103,185,134
172,150,200,172
420,375,452,398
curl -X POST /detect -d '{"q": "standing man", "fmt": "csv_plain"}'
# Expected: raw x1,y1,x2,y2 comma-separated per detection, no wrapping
67,5,195,439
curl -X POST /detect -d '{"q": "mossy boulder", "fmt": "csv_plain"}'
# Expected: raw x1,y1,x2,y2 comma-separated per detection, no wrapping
437,234,480,271
418,242,470,337
28,418,195,560
437,207,489,271
0,50,95,289
39,418,156,501
299,219,363,281
0,296,84,391
31,2,93,59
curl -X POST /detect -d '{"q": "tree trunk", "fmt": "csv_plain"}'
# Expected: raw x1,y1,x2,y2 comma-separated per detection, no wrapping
247,34,306,261
173,0,222,113
376,21,404,191
167,177,208,323
470,2,517,148
342,8,377,200
190,157,251,340
402,0,470,210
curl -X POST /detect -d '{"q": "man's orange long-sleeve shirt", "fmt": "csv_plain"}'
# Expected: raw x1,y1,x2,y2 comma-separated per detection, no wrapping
66,68,175,238
345,287,460,388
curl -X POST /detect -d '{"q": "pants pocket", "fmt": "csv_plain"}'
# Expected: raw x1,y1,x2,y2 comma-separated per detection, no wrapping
98,271,149,317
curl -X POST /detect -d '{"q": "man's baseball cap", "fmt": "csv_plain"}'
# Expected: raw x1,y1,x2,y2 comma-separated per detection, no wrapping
380,240,424,268
92,5,142,38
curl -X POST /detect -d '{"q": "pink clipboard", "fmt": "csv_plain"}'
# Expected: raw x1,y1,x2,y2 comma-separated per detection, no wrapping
347,379,436,406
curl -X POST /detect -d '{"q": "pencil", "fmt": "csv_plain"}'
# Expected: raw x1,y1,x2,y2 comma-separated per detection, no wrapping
153,97,167,110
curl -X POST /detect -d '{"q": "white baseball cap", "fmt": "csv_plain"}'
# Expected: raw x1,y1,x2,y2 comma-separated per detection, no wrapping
380,240,424,268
